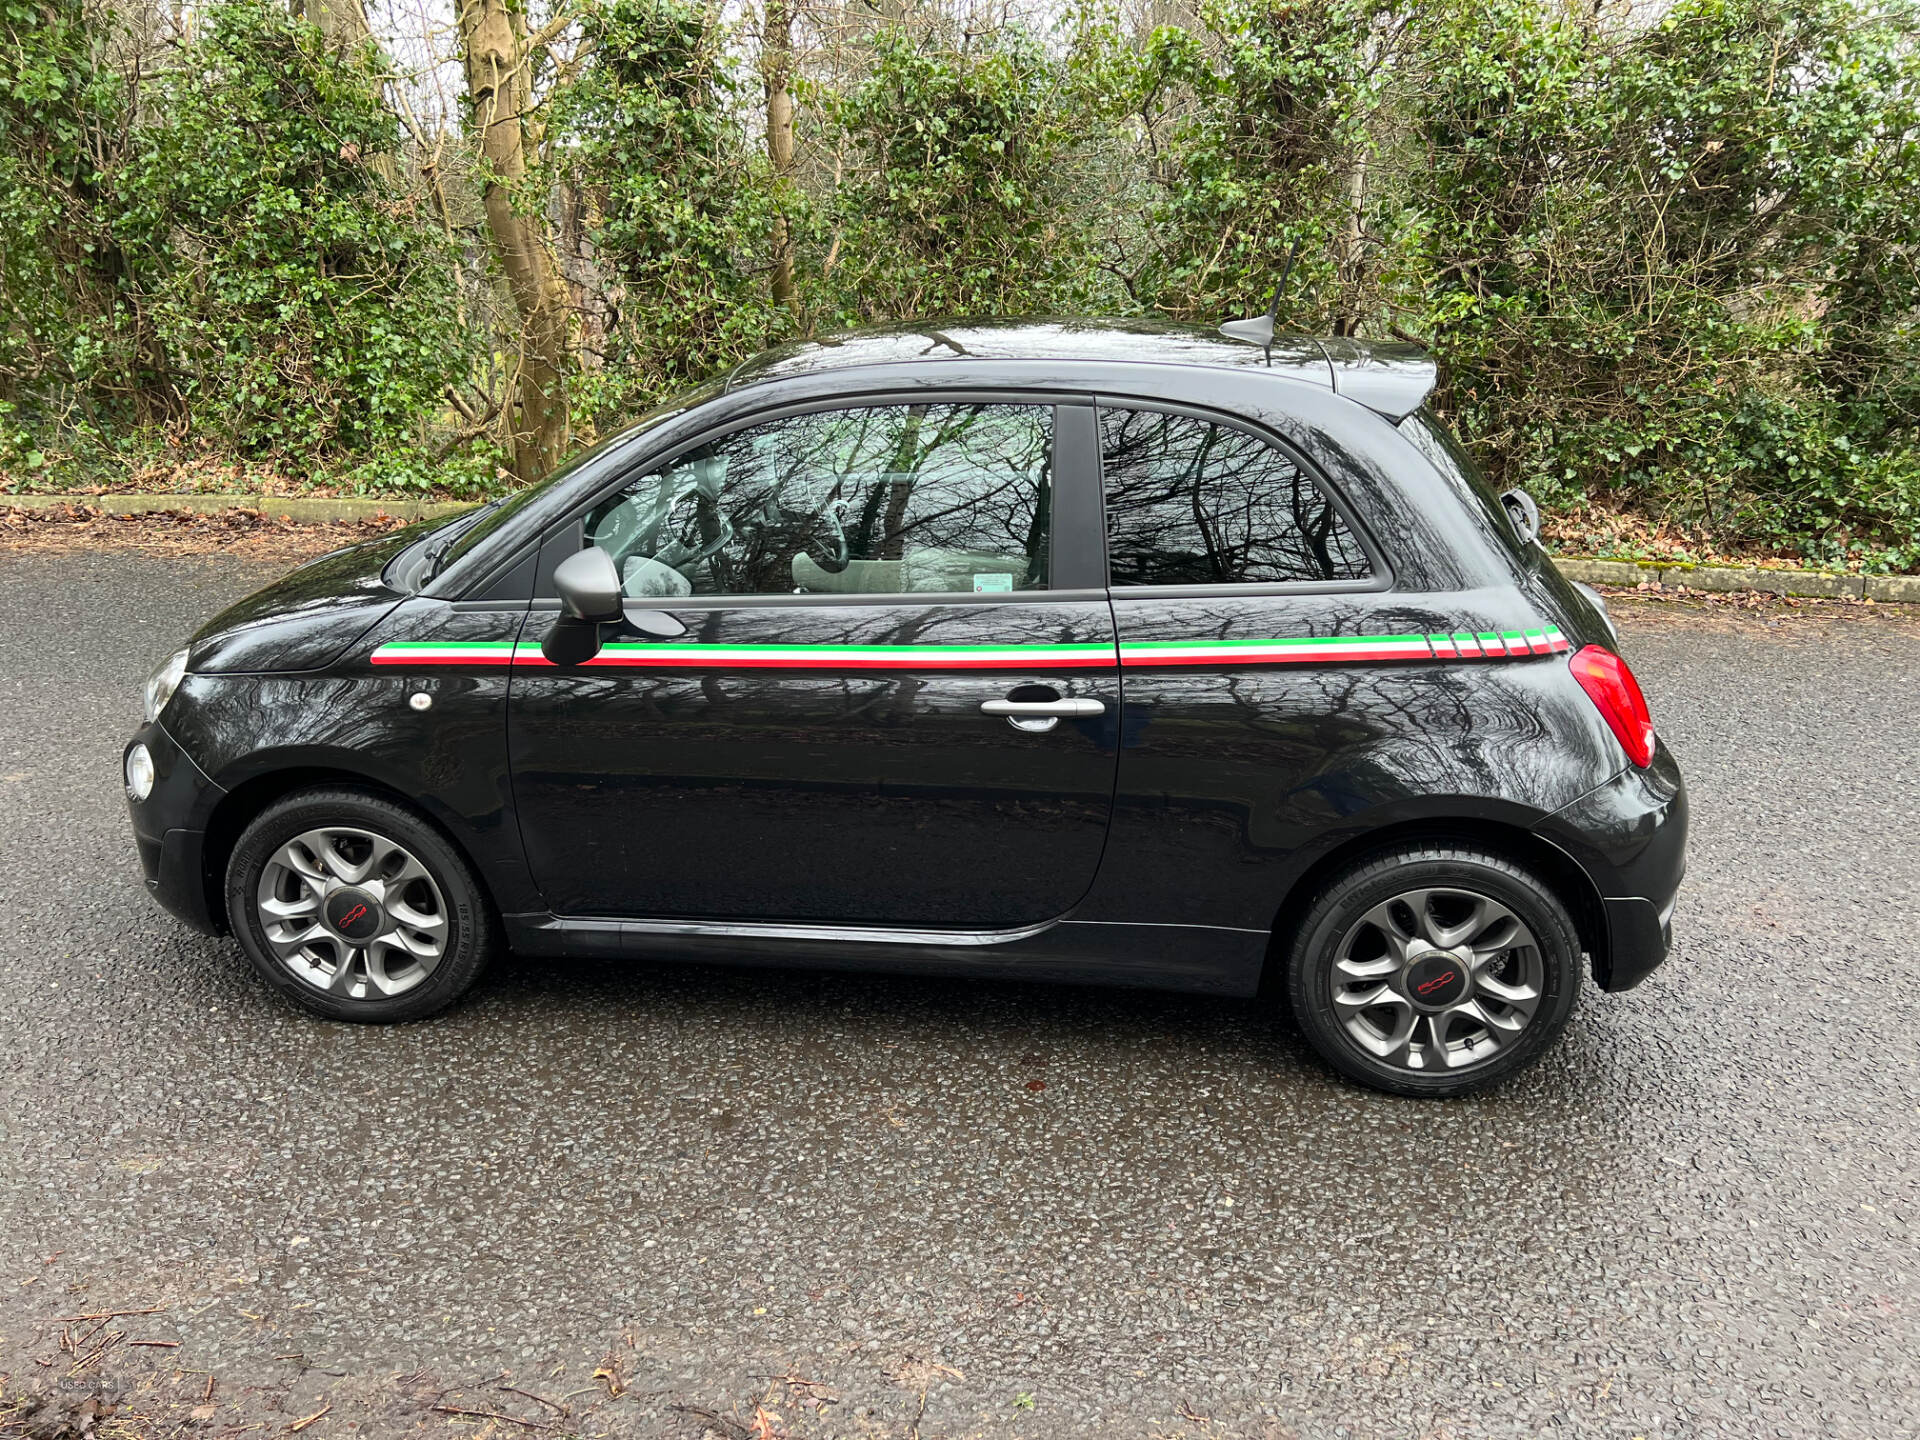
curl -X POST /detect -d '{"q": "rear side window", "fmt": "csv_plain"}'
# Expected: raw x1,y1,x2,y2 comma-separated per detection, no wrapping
1097,407,1371,586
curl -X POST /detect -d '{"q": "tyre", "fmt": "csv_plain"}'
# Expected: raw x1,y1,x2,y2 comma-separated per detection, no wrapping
225,787,497,1022
1285,845,1583,1097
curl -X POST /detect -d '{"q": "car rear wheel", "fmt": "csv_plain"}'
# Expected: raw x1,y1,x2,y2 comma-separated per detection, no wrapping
1286,845,1583,1097
226,788,496,1022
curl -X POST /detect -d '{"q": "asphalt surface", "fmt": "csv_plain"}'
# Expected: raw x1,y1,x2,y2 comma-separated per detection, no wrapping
0,550,1916,1439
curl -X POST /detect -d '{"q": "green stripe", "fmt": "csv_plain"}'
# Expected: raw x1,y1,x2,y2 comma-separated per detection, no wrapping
379,626,1564,659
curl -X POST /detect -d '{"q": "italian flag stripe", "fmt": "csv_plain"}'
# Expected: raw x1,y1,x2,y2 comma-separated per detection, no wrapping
1120,635,1435,667
370,627,1568,669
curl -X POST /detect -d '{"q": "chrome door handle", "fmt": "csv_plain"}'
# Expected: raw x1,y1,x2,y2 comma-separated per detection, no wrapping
980,697,1105,734
979,699,1107,718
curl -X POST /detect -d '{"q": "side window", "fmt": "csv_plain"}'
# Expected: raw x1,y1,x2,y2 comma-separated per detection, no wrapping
1098,407,1372,586
584,403,1052,598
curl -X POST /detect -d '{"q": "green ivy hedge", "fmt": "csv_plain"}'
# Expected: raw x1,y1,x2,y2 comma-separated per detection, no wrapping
3,0,1917,568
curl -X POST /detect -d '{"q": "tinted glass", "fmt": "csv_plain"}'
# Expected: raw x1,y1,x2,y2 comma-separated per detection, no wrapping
1099,407,1371,586
585,403,1052,598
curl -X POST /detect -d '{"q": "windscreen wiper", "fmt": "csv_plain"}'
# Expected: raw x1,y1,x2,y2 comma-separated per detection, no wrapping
419,500,502,585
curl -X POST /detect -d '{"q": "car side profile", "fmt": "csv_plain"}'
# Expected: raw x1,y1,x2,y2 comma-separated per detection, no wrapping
123,318,1686,1097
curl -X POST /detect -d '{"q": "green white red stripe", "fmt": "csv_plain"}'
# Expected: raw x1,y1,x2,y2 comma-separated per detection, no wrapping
371,627,1568,669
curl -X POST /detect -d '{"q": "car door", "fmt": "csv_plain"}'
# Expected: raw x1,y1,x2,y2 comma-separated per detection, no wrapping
1091,400,1402,929
507,396,1120,928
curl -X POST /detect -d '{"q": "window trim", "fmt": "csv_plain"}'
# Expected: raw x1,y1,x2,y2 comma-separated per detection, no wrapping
1092,395,1394,597
535,388,1094,607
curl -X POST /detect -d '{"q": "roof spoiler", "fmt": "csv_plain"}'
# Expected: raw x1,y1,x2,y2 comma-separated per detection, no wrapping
1314,338,1437,422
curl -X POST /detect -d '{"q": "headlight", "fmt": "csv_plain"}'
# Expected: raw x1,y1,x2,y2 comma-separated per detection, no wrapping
125,744,155,800
143,648,190,724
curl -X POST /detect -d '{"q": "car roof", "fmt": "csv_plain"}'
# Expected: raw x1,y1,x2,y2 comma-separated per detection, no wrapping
723,317,1437,421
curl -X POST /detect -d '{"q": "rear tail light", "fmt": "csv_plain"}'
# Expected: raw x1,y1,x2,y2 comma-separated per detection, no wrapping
1569,644,1655,767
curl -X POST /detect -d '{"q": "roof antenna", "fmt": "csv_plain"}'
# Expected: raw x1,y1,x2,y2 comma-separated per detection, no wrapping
1219,240,1300,361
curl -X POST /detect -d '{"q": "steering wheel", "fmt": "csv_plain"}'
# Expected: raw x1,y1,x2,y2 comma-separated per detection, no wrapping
807,498,851,573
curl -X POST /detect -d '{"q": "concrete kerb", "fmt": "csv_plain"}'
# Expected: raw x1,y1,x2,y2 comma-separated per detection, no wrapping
1555,556,1918,604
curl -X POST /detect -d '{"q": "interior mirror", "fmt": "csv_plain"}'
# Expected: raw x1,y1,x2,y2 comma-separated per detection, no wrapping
553,545,623,622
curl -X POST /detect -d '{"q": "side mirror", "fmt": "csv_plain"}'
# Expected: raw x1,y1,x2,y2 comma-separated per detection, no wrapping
1500,487,1541,546
553,546,624,622
542,546,623,666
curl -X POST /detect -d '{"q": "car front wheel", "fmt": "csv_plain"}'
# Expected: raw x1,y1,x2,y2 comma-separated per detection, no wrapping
1286,845,1583,1097
225,787,496,1022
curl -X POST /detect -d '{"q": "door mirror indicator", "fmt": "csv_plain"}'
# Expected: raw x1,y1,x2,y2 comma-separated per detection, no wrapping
554,546,624,622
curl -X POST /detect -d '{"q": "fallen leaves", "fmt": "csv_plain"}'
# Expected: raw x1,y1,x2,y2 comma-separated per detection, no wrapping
0,502,408,562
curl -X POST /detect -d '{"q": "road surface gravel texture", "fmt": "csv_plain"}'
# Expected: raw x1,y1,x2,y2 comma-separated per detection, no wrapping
0,550,1914,1440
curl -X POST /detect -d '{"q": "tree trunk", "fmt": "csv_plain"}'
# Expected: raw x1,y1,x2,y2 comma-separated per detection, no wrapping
762,0,797,316
293,0,399,181
292,0,372,50
457,0,572,482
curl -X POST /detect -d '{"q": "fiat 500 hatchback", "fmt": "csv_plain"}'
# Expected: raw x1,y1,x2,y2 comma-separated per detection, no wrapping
124,319,1685,1096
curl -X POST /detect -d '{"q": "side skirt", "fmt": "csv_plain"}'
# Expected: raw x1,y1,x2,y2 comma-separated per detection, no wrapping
499,912,1270,998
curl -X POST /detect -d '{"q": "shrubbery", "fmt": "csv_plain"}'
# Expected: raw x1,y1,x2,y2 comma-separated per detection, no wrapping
2,0,468,485
2,0,1917,566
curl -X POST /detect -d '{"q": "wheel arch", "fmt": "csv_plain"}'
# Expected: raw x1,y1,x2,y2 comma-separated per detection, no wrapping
200,765,493,935
1259,815,1608,997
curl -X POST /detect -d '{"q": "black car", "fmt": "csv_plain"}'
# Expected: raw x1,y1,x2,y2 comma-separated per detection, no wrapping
123,319,1685,1097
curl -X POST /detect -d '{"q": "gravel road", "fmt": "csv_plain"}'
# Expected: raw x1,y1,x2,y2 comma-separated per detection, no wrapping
0,549,1914,1439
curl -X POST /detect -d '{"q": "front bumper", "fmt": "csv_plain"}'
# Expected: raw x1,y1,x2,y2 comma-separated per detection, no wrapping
1533,741,1689,992
125,720,226,935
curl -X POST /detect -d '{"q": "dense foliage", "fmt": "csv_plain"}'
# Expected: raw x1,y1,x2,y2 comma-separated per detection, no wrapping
2,0,1917,566
1407,0,1920,565
820,25,1107,321
556,0,777,428
2,0,468,481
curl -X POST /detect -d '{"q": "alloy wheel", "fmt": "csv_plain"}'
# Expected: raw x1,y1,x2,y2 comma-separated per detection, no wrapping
255,826,449,1000
1329,885,1545,1074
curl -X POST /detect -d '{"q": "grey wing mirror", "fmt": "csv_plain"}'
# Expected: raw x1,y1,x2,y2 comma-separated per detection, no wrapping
1499,487,1541,546
553,545,624,622
543,546,624,666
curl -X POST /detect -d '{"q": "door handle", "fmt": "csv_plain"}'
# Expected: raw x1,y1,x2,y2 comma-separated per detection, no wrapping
979,699,1107,718
980,697,1105,734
